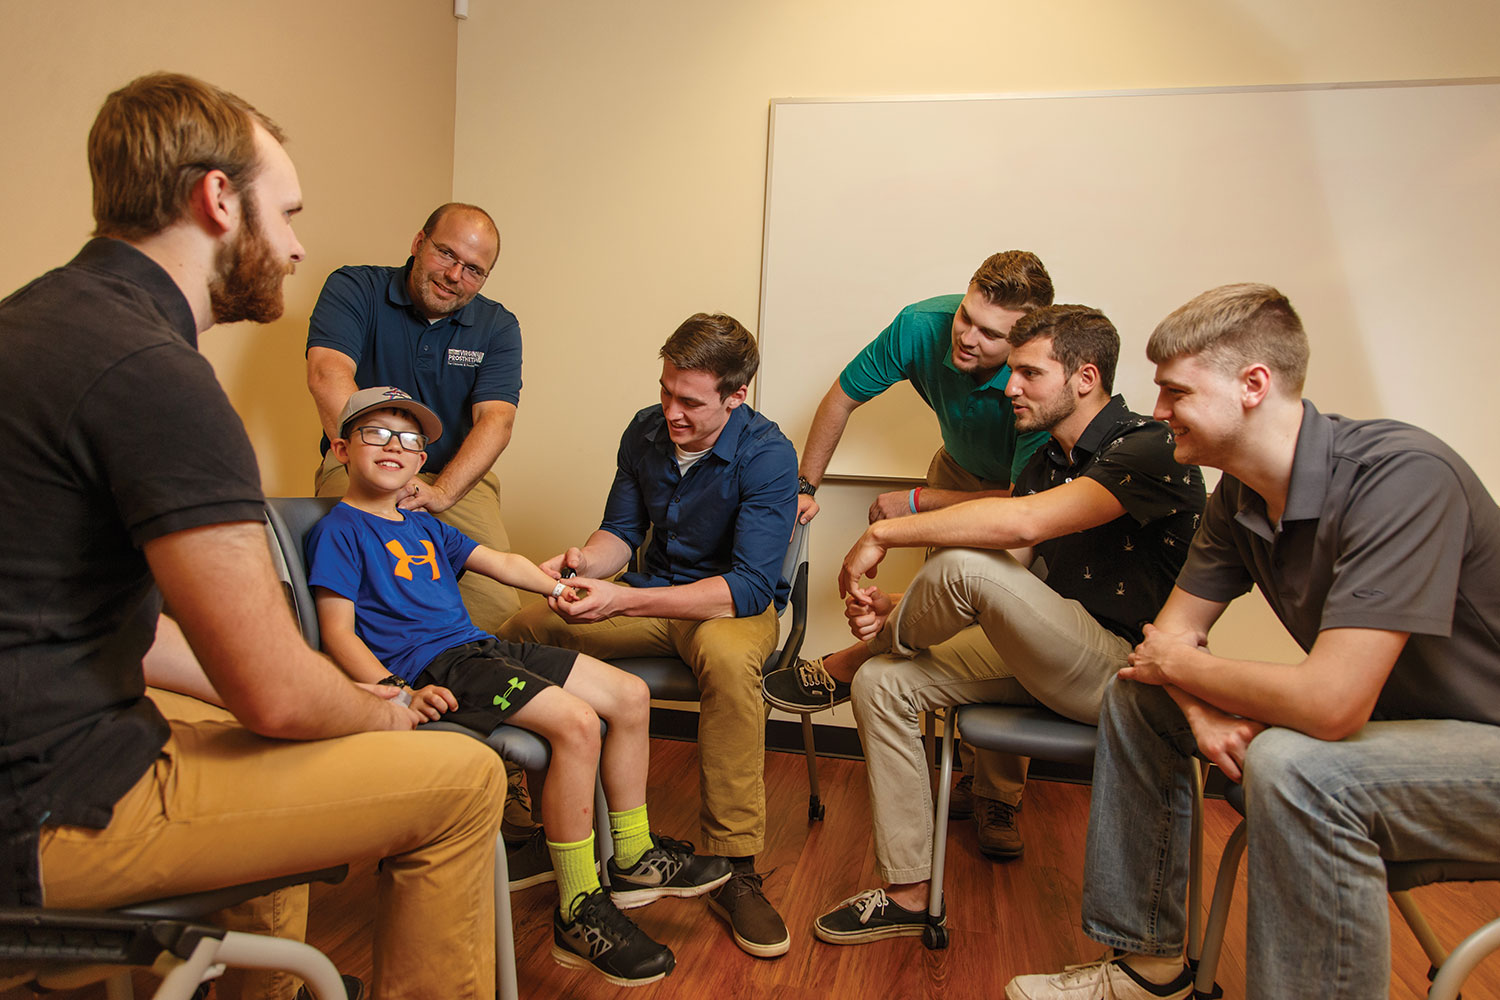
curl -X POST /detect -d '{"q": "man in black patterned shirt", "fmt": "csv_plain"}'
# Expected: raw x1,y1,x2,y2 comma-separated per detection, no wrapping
773,304,1204,944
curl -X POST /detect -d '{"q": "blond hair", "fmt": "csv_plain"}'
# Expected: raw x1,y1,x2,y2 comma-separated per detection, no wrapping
1147,283,1309,393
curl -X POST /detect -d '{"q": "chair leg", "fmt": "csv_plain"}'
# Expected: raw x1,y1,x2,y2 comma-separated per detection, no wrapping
923,721,957,950
799,712,826,821
1392,889,1448,979
493,836,519,1000
206,934,345,1000
1187,760,1205,968
1429,916,1500,1000
1192,818,1247,999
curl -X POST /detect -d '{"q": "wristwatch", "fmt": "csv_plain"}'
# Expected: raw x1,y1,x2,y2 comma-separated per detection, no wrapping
378,675,411,690
797,475,818,497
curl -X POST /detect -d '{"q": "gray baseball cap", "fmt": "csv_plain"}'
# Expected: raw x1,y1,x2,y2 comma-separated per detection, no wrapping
337,386,443,444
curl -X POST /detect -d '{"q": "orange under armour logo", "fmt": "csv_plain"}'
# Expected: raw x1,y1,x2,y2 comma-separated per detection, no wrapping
386,539,441,581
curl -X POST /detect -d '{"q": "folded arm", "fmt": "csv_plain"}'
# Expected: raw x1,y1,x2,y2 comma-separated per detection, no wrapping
1125,587,1407,742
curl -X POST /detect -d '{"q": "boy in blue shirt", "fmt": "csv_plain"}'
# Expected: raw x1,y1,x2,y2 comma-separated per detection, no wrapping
307,386,730,987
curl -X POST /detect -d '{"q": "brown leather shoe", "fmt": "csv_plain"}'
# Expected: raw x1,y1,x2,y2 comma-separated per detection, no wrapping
974,795,1023,860
707,865,790,958
502,761,541,844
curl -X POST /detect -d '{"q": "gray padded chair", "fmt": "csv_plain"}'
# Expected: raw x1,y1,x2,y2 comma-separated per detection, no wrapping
1193,781,1500,1000
265,496,554,1000
0,866,348,1000
925,704,1207,957
611,522,821,817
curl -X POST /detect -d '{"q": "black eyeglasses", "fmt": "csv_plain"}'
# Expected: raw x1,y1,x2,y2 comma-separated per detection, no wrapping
421,235,489,284
354,425,429,452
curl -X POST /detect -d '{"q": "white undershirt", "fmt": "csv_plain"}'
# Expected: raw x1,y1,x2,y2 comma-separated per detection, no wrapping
675,444,712,475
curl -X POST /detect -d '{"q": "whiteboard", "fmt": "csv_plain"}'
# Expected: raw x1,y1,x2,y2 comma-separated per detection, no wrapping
756,81,1500,486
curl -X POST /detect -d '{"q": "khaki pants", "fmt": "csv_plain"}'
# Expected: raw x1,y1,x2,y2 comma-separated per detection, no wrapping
923,447,1020,801
39,703,505,1000
501,600,778,856
855,547,1127,882
316,451,519,632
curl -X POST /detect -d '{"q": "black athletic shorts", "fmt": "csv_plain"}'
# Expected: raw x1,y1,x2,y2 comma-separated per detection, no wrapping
414,636,578,734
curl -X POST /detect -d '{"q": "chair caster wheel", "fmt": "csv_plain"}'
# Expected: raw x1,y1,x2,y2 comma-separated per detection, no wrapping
922,923,948,949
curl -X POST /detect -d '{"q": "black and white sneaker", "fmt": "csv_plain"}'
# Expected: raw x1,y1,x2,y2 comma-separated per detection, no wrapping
607,834,733,909
761,657,852,713
813,887,939,944
552,887,675,987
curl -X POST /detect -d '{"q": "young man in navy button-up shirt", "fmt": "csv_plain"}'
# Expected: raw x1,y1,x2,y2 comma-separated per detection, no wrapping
502,312,799,959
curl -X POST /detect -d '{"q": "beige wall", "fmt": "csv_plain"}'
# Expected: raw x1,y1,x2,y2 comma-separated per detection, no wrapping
5,2,1496,718
0,0,459,496
451,0,1500,715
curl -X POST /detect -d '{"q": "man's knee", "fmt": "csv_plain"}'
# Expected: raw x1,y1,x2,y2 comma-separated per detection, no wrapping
420,731,508,802
851,657,919,727
1242,726,1330,815
690,621,775,694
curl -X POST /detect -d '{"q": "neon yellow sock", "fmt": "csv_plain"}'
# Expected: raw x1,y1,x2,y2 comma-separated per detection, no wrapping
608,803,653,870
548,833,600,920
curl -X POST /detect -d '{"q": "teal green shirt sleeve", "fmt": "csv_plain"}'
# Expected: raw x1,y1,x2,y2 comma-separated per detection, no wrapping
837,310,922,403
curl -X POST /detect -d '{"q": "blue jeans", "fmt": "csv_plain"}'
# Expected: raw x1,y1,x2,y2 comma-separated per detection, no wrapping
1082,677,1500,1000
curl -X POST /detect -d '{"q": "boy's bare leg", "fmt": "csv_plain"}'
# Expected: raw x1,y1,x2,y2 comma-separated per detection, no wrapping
507,688,604,843
559,654,651,812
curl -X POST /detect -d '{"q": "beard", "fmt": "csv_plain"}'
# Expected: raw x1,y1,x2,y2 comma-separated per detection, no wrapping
209,198,290,325
1015,391,1077,434
408,259,477,319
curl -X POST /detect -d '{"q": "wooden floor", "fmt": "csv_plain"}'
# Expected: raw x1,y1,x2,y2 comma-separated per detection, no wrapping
21,738,1500,999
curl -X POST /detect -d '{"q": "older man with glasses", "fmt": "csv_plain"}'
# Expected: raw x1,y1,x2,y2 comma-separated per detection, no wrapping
306,203,543,852
306,202,522,632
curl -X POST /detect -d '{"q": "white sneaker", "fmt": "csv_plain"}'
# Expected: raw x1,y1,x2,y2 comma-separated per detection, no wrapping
1005,955,1193,1000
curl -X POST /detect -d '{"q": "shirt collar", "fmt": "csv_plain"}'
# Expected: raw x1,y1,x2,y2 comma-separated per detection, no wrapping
941,351,1013,392
387,258,478,328
643,404,752,464
73,238,198,348
1282,399,1332,521
1041,394,1131,469
1228,399,1329,540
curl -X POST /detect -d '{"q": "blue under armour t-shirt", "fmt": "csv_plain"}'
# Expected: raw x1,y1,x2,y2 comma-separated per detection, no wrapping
306,503,488,682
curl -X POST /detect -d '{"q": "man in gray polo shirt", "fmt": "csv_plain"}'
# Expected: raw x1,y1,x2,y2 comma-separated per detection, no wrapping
1009,284,1500,1000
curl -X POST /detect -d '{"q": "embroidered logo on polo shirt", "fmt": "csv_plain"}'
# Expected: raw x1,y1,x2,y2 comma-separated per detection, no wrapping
447,348,485,367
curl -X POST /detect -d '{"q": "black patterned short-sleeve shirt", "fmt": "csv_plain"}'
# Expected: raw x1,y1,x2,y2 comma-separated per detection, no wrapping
1014,395,1206,643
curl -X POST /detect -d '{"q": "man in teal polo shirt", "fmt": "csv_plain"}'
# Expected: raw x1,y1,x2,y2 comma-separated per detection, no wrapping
771,250,1053,856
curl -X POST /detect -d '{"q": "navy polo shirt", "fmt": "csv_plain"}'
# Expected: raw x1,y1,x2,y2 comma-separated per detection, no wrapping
306,260,522,473
599,404,798,617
